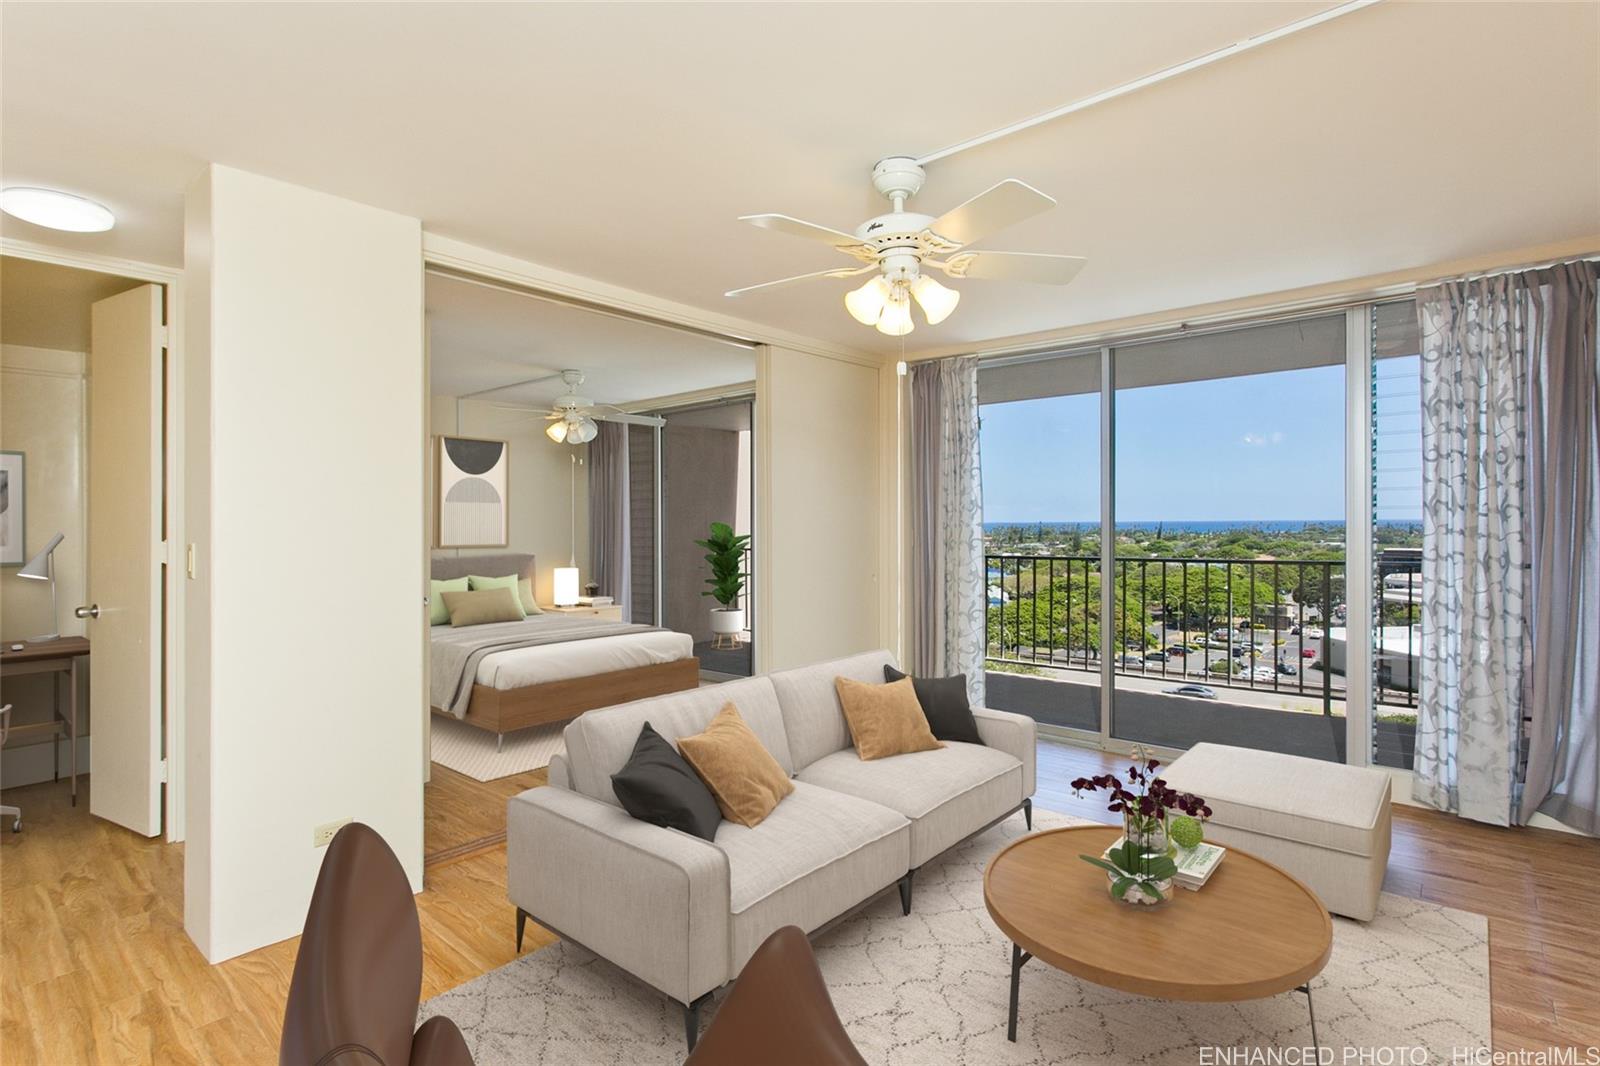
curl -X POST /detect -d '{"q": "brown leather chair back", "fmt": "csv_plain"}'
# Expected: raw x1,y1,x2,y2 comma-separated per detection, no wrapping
687,925,867,1066
280,822,472,1066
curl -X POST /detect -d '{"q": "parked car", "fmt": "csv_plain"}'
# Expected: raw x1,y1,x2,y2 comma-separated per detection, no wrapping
1249,668,1277,682
1145,651,1169,663
1301,648,1317,659
1116,655,1147,669
1163,684,1218,700
1164,645,1189,657
1277,662,1299,675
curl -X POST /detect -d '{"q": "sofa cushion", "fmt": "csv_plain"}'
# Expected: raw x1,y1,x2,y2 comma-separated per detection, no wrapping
833,676,943,760
796,743,1023,867
678,703,795,828
770,650,899,772
1162,742,1392,858
563,676,793,806
714,781,909,972
885,665,984,744
610,722,723,841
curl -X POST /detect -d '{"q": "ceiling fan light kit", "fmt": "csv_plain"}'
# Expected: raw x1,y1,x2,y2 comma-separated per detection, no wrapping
729,156,1085,335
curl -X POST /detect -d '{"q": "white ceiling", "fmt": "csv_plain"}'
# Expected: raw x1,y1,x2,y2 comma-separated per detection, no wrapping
427,272,754,407
1,255,145,351
4,3,1597,356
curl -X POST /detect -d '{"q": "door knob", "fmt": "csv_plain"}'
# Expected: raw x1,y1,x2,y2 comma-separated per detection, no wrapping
74,605,99,620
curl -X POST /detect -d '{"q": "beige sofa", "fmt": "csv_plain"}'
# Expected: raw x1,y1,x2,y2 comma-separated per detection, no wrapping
507,650,1036,1048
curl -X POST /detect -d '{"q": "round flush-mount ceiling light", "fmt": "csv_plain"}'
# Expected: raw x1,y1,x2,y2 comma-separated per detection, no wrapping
0,187,115,233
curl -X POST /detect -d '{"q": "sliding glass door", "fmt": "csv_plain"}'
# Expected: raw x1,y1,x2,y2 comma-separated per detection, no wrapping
978,350,1102,735
1108,315,1350,760
974,305,1408,770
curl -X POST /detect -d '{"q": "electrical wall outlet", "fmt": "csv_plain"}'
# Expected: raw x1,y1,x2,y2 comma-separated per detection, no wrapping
313,818,352,848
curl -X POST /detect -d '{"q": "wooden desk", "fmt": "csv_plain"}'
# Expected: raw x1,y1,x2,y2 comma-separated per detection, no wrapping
0,637,90,805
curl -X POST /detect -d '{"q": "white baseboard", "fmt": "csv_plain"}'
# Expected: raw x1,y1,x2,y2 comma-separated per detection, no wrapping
1,737,92,790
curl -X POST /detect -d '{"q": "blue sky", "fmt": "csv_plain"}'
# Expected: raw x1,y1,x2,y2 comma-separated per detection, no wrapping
980,364,1362,523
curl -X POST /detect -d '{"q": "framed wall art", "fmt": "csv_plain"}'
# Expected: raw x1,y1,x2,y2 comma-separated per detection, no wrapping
435,436,508,548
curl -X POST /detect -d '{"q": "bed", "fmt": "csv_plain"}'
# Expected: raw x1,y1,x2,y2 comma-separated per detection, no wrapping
429,552,699,746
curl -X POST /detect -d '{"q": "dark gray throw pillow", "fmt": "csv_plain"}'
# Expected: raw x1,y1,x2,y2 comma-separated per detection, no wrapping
610,722,723,841
884,665,985,745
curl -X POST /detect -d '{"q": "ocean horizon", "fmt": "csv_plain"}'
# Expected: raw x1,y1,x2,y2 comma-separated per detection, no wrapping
984,519,1421,533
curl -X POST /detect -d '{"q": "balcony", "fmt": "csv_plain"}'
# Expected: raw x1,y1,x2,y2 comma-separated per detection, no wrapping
983,552,1420,767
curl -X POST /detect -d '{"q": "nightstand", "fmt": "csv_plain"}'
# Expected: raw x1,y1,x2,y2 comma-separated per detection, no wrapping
543,604,624,622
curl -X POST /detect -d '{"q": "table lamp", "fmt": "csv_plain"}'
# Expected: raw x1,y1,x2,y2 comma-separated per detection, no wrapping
17,531,64,641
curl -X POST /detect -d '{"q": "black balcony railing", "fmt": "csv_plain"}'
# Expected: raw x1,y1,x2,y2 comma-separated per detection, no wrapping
984,553,1348,715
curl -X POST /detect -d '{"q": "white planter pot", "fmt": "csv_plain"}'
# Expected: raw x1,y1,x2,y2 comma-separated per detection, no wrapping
710,607,745,635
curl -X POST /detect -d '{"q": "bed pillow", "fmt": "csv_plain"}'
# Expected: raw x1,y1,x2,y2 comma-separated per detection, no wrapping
429,577,469,626
441,587,524,627
466,574,527,619
834,676,943,760
884,665,984,745
518,578,542,615
677,703,794,827
611,723,723,841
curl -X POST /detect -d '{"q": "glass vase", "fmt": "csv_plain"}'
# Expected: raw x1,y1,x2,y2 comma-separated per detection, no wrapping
1111,812,1174,906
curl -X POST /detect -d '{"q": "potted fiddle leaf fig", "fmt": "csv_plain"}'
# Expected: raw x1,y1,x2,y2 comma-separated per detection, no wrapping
696,521,750,642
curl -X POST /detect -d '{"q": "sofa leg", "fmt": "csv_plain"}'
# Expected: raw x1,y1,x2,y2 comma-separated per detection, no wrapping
515,907,528,952
898,869,916,916
1023,797,1033,831
683,993,710,1052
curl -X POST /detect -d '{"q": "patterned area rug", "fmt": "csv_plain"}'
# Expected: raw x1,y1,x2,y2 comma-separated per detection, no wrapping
419,810,1489,1064
429,716,565,782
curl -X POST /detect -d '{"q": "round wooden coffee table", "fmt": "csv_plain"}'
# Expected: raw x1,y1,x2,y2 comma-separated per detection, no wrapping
984,825,1332,1045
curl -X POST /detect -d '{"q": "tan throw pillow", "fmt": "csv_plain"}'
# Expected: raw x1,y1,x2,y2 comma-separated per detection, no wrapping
441,587,524,627
834,676,944,761
677,703,794,827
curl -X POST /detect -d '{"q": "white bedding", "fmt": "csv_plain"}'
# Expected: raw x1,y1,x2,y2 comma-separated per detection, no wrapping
473,629,695,690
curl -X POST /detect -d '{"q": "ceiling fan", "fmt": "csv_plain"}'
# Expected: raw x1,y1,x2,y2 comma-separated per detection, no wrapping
725,156,1086,335
538,369,608,443
484,369,664,444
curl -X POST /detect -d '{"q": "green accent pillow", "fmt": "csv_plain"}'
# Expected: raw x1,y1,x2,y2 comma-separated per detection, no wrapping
519,578,543,615
467,574,528,619
430,577,469,625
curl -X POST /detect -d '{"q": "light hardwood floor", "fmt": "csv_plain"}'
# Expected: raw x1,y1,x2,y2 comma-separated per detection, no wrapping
2,743,1596,1064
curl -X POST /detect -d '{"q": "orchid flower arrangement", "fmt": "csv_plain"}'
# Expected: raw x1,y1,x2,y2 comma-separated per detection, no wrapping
1071,749,1212,904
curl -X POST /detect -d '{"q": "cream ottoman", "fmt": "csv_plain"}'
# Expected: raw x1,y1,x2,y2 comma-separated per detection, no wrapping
1163,743,1392,921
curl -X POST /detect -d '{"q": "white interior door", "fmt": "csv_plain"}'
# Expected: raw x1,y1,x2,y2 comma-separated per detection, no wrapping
86,284,164,836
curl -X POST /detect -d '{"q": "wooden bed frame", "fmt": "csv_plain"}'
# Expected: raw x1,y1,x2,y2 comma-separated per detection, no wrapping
430,551,701,745
431,657,701,740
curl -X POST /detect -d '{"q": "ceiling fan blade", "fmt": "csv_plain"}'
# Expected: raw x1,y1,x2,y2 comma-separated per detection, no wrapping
724,265,874,298
738,214,873,256
938,250,1086,285
926,180,1057,248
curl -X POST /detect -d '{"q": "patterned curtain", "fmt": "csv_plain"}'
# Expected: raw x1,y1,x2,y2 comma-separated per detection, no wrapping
1415,277,1530,826
907,356,987,707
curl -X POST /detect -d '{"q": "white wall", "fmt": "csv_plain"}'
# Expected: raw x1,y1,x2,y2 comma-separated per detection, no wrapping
428,396,589,606
755,346,883,670
0,344,91,785
184,165,424,962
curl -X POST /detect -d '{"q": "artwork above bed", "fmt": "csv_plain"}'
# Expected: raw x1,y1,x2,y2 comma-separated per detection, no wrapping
435,435,509,548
